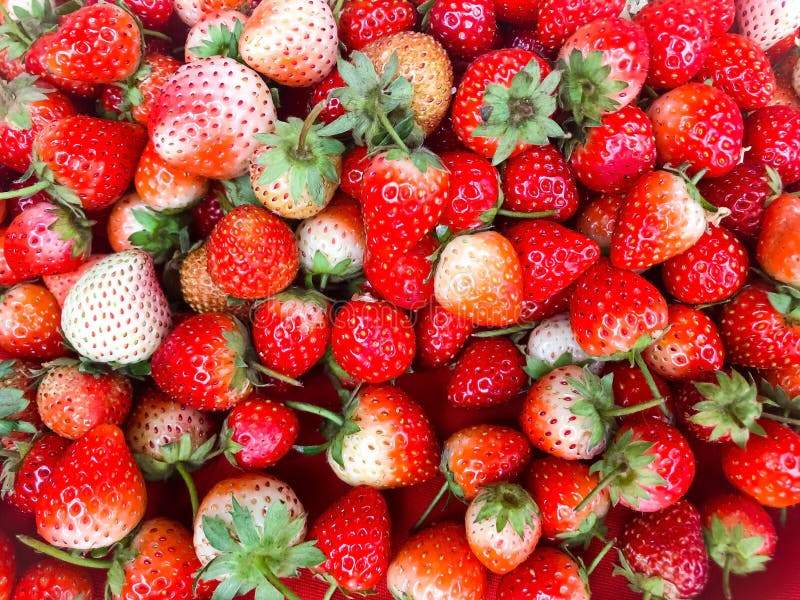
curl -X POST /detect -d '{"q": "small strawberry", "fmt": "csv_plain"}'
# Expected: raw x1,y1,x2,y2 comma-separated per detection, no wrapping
36,423,146,549
387,522,488,599
447,337,526,409
338,0,416,51
178,244,251,317
61,249,172,365
493,0,539,26
220,397,298,470
414,300,474,368
134,140,209,212
497,547,589,600
1,432,69,515
438,150,500,232
743,105,800,185
339,146,370,199
184,9,248,63
309,485,391,596
757,192,800,286
309,67,346,125
617,500,709,600
525,312,594,376
105,192,190,259
174,0,247,26
363,235,438,310
10,559,92,600
429,0,497,60
535,0,626,53
606,362,674,423
0,282,66,360
575,192,624,252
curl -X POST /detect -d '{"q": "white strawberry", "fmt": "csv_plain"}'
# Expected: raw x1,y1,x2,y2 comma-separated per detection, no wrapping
526,313,598,377
60,249,172,365
736,0,800,54
42,254,108,306
184,9,248,62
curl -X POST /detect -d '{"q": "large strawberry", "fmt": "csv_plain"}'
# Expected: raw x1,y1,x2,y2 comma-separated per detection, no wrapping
61,249,172,365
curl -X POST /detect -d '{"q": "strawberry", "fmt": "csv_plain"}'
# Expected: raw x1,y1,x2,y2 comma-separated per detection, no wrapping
0,359,40,446
719,283,800,369
606,362,674,423
193,473,324,596
309,67,346,125
338,0,416,51
320,383,440,488
661,224,749,305
61,249,172,365
452,49,562,164
220,397,298,470
535,0,625,53
434,231,524,327
648,82,743,178
575,192,624,252
11,559,91,600
438,150,500,232
702,493,777,599
465,482,541,574
174,0,248,26
568,105,656,194
447,337,526,408
339,146,370,200
252,290,330,380
22,32,100,99
36,361,132,440
36,423,146,549
239,0,337,88
501,145,579,221
617,500,709,600
148,56,276,180
309,485,391,595
331,296,415,383
736,0,800,55
0,232,25,288
525,312,594,374
363,235,438,310
695,33,776,110
494,0,539,26
634,0,711,89
178,244,251,317
296,192,366,287
684,0,735,37
569,259,669,357
134,141,209,212
0,74,76,174
0,282,66,360
206,204,299,300
743,105,800,185
611,169,715,270
497,547,589,600
42,254,107,307
1,433,68,515
757,192,800,286
0,530,13,600
414,300,474,368
525,456,610,543
721,419,800,508
41,3,143,84
184,9,248,63
429,0,497,60
387,522,488,599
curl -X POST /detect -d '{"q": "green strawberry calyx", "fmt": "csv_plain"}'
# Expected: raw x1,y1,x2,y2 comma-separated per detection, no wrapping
471,482,540,539
703,516,770,600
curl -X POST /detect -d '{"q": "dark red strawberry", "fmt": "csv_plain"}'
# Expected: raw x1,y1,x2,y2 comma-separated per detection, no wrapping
310,68,346,125
10,559,92,600
447,337,526,408
0,529,13,599
429,0,497,60
535,0,626,53
743,105,800,185
414,301,474,368
438,150,500,232
338,0,417,51
575,192,623,253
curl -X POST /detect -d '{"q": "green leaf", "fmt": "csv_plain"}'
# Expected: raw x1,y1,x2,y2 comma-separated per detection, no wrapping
202,515,240,554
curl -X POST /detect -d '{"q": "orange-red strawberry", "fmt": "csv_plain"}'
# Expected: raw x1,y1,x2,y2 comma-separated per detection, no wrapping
23,32,100,99
414,300,473,368
0,282,66,360
220,397,298,470
757,192,800,286
743,105,800,185
575,192,623,252
497,547,589,600
10,559,92,600
387,522,488,599
134,141,209,212
174,0,247,26
36,423,146,549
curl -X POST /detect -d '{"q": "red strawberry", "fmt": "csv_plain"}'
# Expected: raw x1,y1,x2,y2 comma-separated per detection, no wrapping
447,337,526,408
722,419,800,508
1,433,69,515
309,68,346,125
23,32,100,98
338,0,416,51
0,232,25,288
0,283,66,360
387,522,488,599
575,192,624,252
569,259,669,357
497,547,589,600
309,485,391,595
702,493,777,599
757,192,800,286
220,397,298,470
134,141,209,213
634,0,711,89
414,300,474,368
10,559,92,600
494,0,540,27
618,500,709,600
535,0,626,53
606,362,674,423
36,423,146,549
429,0,497,60
684,0,735,37
339,145,370,200
0,530,13,600
662,225,749,304
363,235,438,310
438,150,500,232
743,105,800,185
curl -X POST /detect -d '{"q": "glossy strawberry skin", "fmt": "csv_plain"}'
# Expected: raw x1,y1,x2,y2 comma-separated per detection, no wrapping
497,547,589,600
0,530,13,600
0,283,67,360
338,0,417,51
606,363,674,423
414,301,473,368
438,150,500,232
701,493,777,558
575,193,623,253
5,433,71,515
310,68,346,125
363,236,438,310
10,559,93,600
535,0,626,53
223,398,299,470
743,105,800,185
429,0,497,60
757,193,800,286
447,337,526,408
24,33,100,98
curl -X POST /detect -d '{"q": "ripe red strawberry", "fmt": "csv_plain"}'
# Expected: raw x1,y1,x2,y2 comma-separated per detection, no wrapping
465,483,541,574
757,192,800,286
22,32,100,99
611,170,713,270
606,362,674,423
206,204,299,300
309,485,391,595
331,297,415,383
36,423,146,549
743,105,800,185
575,192,624,252
648,83,743,177
569,259,669,357
360,151,449,262
722,419,800,508
148,57,277,180
434,231,524,327
535,0,625,53
719,283,800,369
61,249,172,365
501,145,579,221
525,456,610,542
736,0,800,56
497,547,589,600
0,530,13,600
387,522,488,599
322,384,440,488
447,337,526,408
494,0,540,26
414,300,474,368
151,312,254,412
569,105,656,194
363,235,438,310
618,500,709,599
438,150,500,232
1,433,69,515
682,0,735,37
662,225,749,304
338,0,416,51
309,67,346,125
10,559,92,600
702,493,777,599
634,0,711,89
429,0,497,60
221,397,298,470
0,232,25,288
695,33,776,110
339,146,370,199
0,283,66,360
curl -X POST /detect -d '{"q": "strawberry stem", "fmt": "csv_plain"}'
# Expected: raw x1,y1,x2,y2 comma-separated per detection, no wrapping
322,581,337,600
602,397,664,418
376,109,410,154
573,470,617,514
411,481,449,532
722,554,733,600
250,363,302,387
761,412,800,427
284,401,344,426
496,209,558,219
296,100,327,156
175,462,199,521
0,179,49,199
16,535,114,569
262,564,302,600
586,538,616,575
472,322,538,338
141,28,170,40
633,353,665,407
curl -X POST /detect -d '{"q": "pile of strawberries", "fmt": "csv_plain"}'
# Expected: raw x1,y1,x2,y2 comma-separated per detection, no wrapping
1,0,800,597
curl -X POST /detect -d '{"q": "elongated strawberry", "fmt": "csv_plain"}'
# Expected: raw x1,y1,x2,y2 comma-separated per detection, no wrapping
497,547,589,600
448,337,526,409
10,559,92,600
220,397,298,470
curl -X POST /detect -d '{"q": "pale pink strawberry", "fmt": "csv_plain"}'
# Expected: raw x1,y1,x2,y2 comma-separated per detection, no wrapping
184,9,248,62
174,0,247,26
